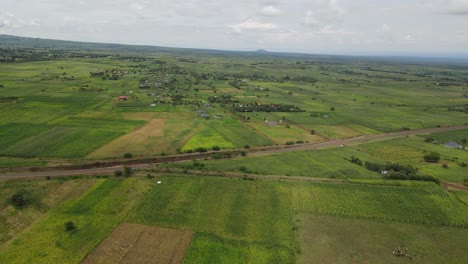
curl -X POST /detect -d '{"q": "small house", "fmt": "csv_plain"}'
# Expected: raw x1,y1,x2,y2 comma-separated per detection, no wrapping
118,96,128,101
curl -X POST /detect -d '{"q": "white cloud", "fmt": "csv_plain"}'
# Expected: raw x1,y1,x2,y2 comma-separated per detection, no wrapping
446,0,468,15
302,0,346,30
230,19,279,33
259,5,281,16
404,34,415,41
381,24,391,32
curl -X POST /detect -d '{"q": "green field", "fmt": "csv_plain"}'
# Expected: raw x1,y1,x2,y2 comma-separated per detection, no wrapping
1,175,467,263
1,37,467,161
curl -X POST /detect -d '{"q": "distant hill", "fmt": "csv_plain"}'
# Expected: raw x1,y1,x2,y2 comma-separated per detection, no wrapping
1,34,467,64
0,34,287,58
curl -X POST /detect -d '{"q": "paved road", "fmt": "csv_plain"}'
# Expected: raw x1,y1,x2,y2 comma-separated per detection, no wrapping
1,125,467,179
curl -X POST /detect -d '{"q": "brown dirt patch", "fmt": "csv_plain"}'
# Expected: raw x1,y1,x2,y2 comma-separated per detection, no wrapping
442,181,468,191
81,223,193,264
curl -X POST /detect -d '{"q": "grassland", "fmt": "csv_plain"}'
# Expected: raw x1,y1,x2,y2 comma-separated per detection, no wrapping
300,215,468,264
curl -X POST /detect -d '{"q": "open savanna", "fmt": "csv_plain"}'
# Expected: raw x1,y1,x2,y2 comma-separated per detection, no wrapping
1,174,467,263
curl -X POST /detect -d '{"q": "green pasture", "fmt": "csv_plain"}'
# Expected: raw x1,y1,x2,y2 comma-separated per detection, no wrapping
300,215,468,264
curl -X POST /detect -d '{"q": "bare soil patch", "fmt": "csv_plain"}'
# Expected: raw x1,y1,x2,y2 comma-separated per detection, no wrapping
81,223,193,264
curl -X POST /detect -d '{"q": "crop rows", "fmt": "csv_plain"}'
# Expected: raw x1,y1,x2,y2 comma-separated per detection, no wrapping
291,182,468,227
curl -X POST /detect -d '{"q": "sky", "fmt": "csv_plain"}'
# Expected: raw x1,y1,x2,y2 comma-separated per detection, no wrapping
1,0,468,57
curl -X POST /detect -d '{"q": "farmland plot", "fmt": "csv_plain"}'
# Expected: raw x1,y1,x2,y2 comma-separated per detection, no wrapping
82,223,193,264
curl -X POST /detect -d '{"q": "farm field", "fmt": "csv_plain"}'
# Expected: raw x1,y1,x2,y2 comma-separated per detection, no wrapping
0,177,152,263
1,175,467,263
1,35,468,162
82,223,193,264
1,35,468,264
167,129,468,184
300,214,468,264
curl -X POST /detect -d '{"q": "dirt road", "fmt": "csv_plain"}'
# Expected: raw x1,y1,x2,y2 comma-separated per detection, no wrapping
1,125,467,180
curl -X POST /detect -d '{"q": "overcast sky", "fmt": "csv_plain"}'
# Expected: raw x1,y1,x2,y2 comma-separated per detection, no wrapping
1,0,468,57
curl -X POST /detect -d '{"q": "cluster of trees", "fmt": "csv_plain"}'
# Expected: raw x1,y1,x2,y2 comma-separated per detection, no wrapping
90,69,130,80
348,156,440,184
233,103,304,113
207,95,236,104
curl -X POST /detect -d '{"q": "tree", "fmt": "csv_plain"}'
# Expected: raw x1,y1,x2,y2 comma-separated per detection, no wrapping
424,152,440,163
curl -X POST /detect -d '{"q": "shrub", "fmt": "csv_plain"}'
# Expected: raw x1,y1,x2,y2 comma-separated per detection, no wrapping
212,146,220,151
424,152,440,163
239,166,249,173
10,192,28,207
285,141,294,145
460,162,467,167
64,221,76,231
186,149,193,153
194,147,207,153
123,166,132,177
244,145,250,149
114,170,123,177
240,151,247,156
123,153,133,158
310,130,315,135
442,163,448,169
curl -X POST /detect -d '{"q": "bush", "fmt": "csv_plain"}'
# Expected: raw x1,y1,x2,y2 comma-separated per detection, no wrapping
10,192,28,207
285,141,294,145
123,153,133,158
239,166,249,173
194,147,207,153
460,162,467,167
114,170,123,177
244,145,250,149
310,130,315,135
186,149,193,153
424,152,440,163
212,146,220,151
123,166,132,177
240,151,247,156
64,221,76,231
442,163,448,169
